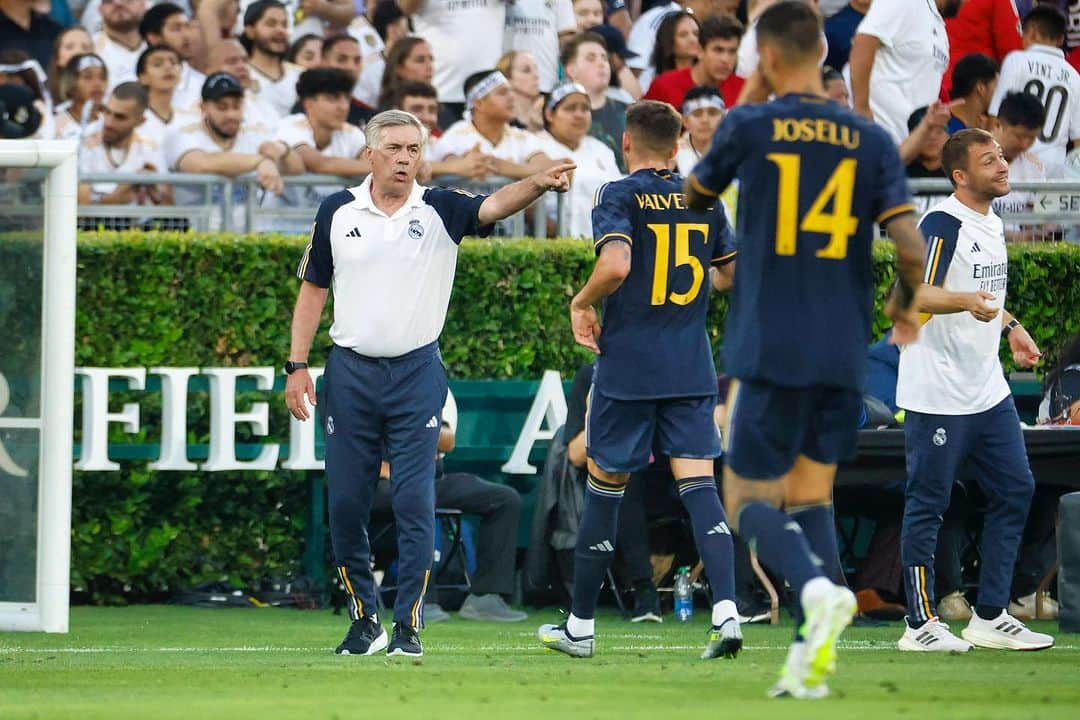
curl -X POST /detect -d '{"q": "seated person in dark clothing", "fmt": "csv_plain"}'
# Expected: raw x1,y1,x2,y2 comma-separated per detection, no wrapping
374,389,526,623
903,105,950,179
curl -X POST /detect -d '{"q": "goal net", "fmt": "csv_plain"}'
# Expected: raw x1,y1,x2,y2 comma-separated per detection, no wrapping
0,140,77,632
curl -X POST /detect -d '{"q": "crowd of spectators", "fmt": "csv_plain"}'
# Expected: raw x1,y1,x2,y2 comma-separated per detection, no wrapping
2,0,1079,234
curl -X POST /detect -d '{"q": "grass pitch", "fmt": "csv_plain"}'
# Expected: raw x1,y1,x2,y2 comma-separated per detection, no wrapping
0,606,1076,719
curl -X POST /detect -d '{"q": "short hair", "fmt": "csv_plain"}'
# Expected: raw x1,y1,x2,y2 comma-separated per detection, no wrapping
112,81,148,113
625,100,682,156
296,67,355,100
683,84,723,107
560,31,607,68
395,80,438,106
243,0,285,26
136,44,180,77
372,0,405,40
756,0,823,63
138,2,184,41
462,69,497,101
950,53,997,99
364,108,426,147
321,33,358,57
1022,4,1067,42
997,91,1046,130
699,15,744,48
941,128,997,187
907,105,930,133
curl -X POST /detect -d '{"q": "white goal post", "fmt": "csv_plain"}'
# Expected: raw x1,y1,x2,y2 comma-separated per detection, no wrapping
0,140,77,632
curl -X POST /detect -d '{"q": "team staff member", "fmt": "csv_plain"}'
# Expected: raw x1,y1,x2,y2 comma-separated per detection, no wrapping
895,128,1054,653
284,109,573,659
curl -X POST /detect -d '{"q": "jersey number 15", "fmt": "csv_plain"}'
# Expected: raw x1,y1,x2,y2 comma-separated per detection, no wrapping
647,222,709,306
767,153,858,260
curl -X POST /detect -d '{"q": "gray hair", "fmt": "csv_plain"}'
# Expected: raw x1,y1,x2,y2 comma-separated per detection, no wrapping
364,109,428,148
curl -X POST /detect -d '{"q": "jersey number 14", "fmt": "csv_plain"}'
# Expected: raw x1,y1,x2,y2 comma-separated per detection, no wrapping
767,153,858,260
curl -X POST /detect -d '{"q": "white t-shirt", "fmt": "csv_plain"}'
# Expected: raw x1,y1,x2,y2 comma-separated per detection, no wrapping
348,17,387,107
276,113,367,199
163,117,272,206
855,0,950,144
79,121,166,199
736,20,829,79
535,130,621,238
896,195,1012,415
627,2,681,73
173,63,207,112
139,107,199,147
504,0,576,93
411,0,507,103
247,62,302,120
430,119,546,167
93,32,147,90
989,45,1080,179
992,150,1046,221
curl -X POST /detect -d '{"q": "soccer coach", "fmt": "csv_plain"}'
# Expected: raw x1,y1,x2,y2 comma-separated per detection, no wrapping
284,109,573,658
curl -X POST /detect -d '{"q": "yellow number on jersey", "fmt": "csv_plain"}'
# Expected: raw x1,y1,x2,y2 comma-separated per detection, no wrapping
766,153,859,260
648,223,709,306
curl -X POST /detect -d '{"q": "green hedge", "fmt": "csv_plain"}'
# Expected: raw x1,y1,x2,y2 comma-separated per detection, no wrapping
2,232,1078,602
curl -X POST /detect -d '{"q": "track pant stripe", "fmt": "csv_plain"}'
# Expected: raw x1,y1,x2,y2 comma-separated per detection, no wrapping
411,569,430,629
338,566,362,621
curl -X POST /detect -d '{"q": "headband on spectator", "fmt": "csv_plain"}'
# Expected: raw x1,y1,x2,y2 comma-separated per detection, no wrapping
69,55,106,75
0,59,47,86
545,82,588,113
466,71,508,109
682,94,725,115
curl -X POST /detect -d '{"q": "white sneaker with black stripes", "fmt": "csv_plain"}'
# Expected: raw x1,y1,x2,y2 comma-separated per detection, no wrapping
961,610,1055,651
897,618,973,653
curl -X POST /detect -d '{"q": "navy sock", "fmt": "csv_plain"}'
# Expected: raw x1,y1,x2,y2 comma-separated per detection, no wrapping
570,474,625,621
738,501,823,602
676,476,735,607
976,604,1003,621
903,565,937,629
788,503,843,640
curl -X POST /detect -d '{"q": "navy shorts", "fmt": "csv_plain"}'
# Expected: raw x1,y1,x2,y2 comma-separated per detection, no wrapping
724,378,861,480
587,388,721,473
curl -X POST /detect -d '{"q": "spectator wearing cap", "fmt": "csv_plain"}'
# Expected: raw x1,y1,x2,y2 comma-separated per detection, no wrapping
318,34,375,127
604,0,632,36
136,45,193,143
163,72,300,216
822,65,849,105
823,0,869,73
644,15,744,111
0,51,53,139
0,0,62,71
393,80,496,183
945,53,998,133
673,84,738,224
93,0,148,90
53,53,108,140
399,0,507,113
0,84,42,139
535,81,621,237
503,0,577,94
78,81,172,207
275,67,370,198
589,23,643,102
139,3,207,111
241,0,301,120
562,31,629,171
430,70,555,184
942,0,1022,98
496,50,544,132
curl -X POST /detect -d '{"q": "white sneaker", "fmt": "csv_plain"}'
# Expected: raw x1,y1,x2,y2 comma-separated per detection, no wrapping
1009,592,1059,621
961,610,1054,651
798,579,857,691
897,618,973,652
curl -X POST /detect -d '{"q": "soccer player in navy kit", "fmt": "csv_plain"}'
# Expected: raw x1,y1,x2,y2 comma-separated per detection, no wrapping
538,100,743,661
685,1,927,698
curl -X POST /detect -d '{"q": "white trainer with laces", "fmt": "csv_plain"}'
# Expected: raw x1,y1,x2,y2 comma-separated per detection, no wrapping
961,610,1055,651
897,618,973,652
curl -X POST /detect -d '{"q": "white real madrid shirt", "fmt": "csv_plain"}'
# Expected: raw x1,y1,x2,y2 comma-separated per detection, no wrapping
430,120,546,167
79,122,166,198
411,0,507,103
93,32,147,90
896,195,1012,416
296,177,494,357
503,0,576,93
989,45,1080,179
855,0,950,144
247,62,303,120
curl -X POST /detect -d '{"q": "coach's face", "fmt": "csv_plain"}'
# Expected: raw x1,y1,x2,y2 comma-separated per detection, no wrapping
959,140,1011,199
367,123,424,193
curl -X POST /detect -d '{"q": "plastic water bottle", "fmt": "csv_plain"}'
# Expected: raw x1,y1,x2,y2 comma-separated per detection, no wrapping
674,566,693,622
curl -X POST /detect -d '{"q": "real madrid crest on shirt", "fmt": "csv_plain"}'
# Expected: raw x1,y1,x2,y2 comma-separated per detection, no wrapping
408,219,424,239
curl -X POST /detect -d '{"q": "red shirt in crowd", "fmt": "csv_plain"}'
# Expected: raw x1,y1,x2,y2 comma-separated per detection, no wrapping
643,67,745,110
943,0,1024,98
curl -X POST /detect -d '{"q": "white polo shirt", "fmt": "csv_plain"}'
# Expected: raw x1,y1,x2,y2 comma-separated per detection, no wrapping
411,0,507,103
296,177,494,357
503,0,576,93
855,0,949,144
989,45,1080,179
896,195,1011,416
248,62,303,120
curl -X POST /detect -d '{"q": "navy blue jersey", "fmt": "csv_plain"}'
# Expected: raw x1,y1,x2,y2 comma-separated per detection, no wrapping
592,168,736,400
688,93,915,390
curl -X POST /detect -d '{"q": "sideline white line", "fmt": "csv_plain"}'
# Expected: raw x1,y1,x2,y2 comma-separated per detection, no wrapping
1,644,1076,653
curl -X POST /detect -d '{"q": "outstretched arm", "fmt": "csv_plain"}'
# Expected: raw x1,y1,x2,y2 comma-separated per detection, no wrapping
478,162,575,224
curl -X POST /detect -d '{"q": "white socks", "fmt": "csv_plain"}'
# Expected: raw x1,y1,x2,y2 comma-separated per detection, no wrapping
712,599,739,626
567,613,595,638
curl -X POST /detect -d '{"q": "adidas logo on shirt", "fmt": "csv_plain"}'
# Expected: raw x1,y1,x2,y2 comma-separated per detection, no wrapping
589,540,614,552
425,416,439,428
706,522,731,536
346,227,362,238
971,241,981,253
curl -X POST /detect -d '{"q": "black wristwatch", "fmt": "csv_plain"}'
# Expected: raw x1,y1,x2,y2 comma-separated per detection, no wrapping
1003,318,1021,338
284,361,309,374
